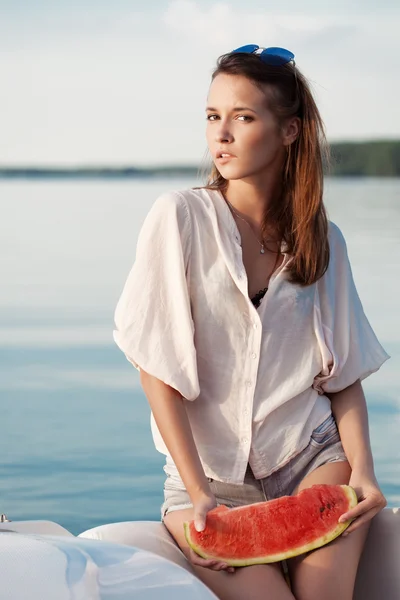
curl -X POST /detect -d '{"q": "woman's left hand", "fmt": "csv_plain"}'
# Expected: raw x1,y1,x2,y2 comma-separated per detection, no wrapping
338,470,387,536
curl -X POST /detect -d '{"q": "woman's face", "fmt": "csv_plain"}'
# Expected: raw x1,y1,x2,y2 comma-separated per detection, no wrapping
206,73,289,182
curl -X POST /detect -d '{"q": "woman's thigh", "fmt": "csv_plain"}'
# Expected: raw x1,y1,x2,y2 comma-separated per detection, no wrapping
287,460,369,600
163,507,295,600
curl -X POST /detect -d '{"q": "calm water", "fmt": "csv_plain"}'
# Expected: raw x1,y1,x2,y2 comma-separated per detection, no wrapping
1,177,399,535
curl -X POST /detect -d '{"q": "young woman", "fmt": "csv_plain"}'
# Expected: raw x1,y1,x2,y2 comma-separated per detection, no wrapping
113,45,390,600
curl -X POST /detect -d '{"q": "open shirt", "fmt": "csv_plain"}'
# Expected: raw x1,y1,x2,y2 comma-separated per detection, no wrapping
113,187,389,484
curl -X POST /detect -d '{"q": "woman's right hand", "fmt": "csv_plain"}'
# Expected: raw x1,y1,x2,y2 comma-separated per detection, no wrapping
188,492,235,574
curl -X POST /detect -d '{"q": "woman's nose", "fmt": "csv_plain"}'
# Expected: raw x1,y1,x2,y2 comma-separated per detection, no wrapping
215,124,234,144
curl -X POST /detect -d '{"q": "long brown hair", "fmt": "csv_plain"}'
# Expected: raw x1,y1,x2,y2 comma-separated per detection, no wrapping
201,52,331,286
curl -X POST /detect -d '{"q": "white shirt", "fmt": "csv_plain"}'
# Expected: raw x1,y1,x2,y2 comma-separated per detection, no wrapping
113,187,390,484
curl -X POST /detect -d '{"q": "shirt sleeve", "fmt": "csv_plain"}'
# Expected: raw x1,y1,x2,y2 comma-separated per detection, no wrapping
113,191,200,401
312,221,390,395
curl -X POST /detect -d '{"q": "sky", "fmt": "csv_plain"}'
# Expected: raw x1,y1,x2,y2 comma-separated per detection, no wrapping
0,0,399,166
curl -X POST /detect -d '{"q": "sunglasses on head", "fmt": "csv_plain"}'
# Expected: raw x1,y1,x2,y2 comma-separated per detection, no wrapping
231,45,295,67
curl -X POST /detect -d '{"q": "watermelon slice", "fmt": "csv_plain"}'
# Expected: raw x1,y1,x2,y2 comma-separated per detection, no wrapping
184,484,358,566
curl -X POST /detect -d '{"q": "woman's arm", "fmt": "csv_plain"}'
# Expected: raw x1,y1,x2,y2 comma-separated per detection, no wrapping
327,378,374,473
140,369,236,571
327,379,387,534
139,369,212,503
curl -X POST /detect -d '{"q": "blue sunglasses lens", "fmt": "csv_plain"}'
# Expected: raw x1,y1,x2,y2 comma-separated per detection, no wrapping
260,47,295,66
231,44,259,54
231,45,294,66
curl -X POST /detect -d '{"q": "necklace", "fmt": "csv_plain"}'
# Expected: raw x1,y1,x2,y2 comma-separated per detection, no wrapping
225,197,277,255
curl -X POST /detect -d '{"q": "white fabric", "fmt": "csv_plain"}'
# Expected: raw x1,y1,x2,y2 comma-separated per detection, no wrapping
113,187,389,484
0,532,217,599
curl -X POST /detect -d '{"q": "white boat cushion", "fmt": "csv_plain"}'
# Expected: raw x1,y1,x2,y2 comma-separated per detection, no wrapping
354,507,400,599
79,520,195,574
0,520,74,537
0,532,217,599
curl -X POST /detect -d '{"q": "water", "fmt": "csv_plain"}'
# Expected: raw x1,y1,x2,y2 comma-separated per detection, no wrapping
1,177,399,535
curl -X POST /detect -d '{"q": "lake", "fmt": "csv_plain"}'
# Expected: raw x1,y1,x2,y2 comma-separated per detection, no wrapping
1,177,399,535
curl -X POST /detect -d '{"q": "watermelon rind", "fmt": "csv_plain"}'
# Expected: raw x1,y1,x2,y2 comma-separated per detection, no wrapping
184,485,358,567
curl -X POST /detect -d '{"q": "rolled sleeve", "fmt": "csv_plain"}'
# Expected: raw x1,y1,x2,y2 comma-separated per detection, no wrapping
113,191,200,401
313,222,390,394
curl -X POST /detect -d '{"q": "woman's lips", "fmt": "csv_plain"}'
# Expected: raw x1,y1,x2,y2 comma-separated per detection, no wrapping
216,154,236,164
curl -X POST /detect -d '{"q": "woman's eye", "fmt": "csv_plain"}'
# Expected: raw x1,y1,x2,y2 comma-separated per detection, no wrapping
206,114,253,122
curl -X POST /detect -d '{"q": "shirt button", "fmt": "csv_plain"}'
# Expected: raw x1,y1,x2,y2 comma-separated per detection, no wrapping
241,437,248,444
245,380,252,388
251,353,257,359
243,408,248,416
253,322,258,329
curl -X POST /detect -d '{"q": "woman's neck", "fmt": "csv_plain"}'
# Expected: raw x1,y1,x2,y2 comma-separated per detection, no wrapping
223,176,282,228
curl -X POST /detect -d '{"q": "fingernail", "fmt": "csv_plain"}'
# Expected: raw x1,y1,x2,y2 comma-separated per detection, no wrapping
338,516,346,523
195,521,204,532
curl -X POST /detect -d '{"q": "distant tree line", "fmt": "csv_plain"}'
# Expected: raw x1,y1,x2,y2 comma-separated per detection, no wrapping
329,140,400,176
0,141,399,178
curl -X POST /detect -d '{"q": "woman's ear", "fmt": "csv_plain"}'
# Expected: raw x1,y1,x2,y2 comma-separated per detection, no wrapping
282,117,301,146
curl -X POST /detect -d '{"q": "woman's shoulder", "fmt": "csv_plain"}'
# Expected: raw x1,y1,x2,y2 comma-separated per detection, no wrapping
327,220,348,256
141,187,220,248
154,186,217,207
317,220,351,286
150,186,220,222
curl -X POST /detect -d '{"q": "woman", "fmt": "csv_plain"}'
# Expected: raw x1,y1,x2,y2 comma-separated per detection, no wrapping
113,45,389,600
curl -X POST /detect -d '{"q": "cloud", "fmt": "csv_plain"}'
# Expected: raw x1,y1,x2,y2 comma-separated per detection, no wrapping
163,1,236,46
163,1,355,49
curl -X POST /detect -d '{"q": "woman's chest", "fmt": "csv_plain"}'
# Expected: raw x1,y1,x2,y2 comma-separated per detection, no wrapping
241,245,285,301
189,244,316,342
233,221,285,300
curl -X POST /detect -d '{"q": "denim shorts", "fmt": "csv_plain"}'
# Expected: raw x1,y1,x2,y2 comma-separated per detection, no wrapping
161,413,347,521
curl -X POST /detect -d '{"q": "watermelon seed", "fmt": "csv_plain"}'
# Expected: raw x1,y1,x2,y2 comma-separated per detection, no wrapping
327,503,331,510
319,506,325,513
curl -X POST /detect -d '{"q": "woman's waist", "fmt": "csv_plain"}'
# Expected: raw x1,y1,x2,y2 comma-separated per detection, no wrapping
162,394,332,484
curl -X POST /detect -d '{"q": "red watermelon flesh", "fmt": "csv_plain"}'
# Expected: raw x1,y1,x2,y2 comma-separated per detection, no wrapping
184,484,357,566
